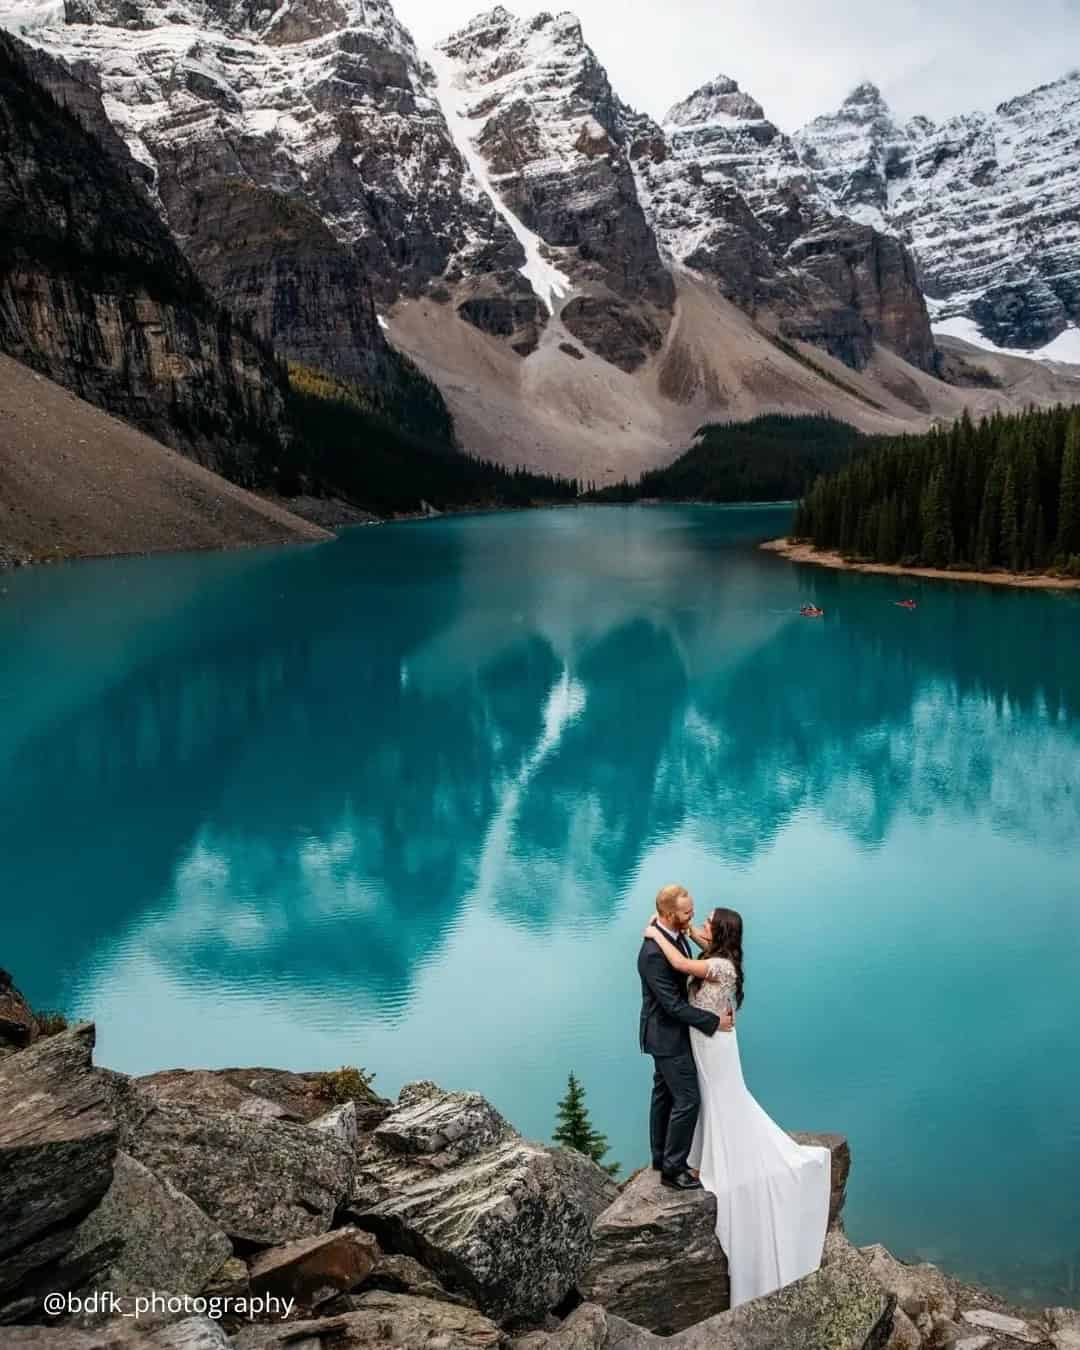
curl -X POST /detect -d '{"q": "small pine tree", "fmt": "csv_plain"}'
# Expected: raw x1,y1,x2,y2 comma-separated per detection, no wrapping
553,1072,620,1177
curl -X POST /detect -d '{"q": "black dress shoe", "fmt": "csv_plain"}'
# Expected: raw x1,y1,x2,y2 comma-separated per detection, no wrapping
660,1169,703,1190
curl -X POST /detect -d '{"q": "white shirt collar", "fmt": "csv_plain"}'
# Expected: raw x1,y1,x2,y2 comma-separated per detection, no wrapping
656,922,681,942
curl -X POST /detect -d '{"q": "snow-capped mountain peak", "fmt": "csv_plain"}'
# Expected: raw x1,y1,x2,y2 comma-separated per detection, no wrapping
663,75,765,129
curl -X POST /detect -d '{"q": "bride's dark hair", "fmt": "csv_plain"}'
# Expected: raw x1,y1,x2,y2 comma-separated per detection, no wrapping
696,907,745,1008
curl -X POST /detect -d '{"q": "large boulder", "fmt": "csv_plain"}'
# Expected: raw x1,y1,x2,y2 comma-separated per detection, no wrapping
861,1244,956,1321
135,1067,390,1132
120,1094,353,1246
0,1025,117,1321
581,1133,850,1335
344,1082,617,1326
61,1151,232,1299
232,1292,504,1348
4,1318,229,1348
602,1256,893,1350
579,1168,726,1335
513,1303,610,1350
0,969,38,1059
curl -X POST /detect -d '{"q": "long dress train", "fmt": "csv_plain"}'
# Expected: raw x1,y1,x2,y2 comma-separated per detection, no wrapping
687,957,830,1307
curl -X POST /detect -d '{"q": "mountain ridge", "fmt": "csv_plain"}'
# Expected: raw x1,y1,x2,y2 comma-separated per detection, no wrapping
4,0,1080,484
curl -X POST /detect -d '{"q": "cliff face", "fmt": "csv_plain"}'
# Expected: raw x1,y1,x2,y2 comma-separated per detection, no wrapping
796,76,1080,351
626,73,936,373
0,33,286,483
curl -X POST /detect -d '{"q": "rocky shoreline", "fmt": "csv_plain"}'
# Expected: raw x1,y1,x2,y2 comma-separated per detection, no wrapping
1,970,1075,1350
760,538,1080,591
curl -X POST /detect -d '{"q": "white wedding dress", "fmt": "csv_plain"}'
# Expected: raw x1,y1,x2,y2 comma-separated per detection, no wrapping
687,957,831,1307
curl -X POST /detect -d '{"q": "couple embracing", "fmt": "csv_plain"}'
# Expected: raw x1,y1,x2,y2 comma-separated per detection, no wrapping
638,883,831,1307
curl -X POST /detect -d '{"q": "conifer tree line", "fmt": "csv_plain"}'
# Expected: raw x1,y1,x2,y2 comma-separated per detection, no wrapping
791,406,1080,575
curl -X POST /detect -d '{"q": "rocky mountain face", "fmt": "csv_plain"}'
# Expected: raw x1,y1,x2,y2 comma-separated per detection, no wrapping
0,32,286,483
6,0,1079,483
623,73,936,372
796,75,1080,350
5,1,936,390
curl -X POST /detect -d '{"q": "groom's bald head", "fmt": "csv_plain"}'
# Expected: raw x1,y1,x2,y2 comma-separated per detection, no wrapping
656,883,693,931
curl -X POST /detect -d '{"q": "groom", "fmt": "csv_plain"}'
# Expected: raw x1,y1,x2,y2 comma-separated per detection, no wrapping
638,883,733,1190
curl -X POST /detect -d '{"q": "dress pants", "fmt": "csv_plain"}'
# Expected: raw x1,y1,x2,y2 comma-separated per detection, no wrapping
650,1050,701,1174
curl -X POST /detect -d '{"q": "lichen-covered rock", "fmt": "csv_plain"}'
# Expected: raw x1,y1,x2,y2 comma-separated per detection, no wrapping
583,1133,850,1335
861,1244,956,1320
0,1024,117,1321
372,1081,514,1164
121,1096,352,1246
346,1082,616,1325
0,969,38,1059
579,1167,726,1335
136,1067,390,1131
513,1303,610,1350
2,1316,227,1347
231,1292,504,1349
883,1306,922,1350
1048,1307,1080,1350
61,1152,231,1300
311,1101,360,1150
960,1309,1042,1343
248,1228,378,1309
674,1257,894,1350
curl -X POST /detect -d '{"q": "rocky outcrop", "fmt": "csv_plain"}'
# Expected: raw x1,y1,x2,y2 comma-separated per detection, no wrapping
581,1133,851,1335
0,34,288,485
0,968,38,1058
0,1025,118,1323
134,1066,392,1133
345,1081,618,1325
796,74,1080,351
118,1092,353,1247
61,1152,232,1301
627,73,936,373
0,991,1071,1350
232,1293,504,1349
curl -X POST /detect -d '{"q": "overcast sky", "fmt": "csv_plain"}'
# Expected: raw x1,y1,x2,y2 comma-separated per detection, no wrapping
395,0,1079,130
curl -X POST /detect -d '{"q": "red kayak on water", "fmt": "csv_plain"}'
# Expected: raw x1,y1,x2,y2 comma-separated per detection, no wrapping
895,599,918,609
800,605,824,617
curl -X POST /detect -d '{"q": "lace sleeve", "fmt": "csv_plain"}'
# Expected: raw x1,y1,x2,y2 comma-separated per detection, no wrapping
705,958,736,987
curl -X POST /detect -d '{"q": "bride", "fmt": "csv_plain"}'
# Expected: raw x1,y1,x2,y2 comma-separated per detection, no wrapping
643,908,831,1307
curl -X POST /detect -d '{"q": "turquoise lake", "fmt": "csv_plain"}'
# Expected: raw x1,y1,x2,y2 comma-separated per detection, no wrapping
3,504,1079,1307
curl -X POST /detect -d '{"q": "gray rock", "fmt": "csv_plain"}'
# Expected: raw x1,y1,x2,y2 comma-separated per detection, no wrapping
122,1096,352,1246
63,1152,232,1298
232,1291,504,1348
1047,1307,1080,1350
0,969,38,1058
579,1167,726,1335
884,1306,922,1350
583,1134,850,1335
960,1309,1042,1343
862,1244,956,1321
674,1256,893,1350
248,1228,379,1310
150,1320,231,1350
311,1102,359,1151
373,1081,514,1164
0,1024,117,1319
346,1082,617,1325
1,1319,226,1348
352,1251,476,1308
513,1303,610,1350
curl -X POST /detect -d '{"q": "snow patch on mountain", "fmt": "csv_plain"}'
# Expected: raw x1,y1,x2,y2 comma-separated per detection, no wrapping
424,41,571,315
934,317,1080,365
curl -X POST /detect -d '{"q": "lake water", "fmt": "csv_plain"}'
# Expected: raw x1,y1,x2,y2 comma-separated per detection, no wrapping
3,505,1079,1308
